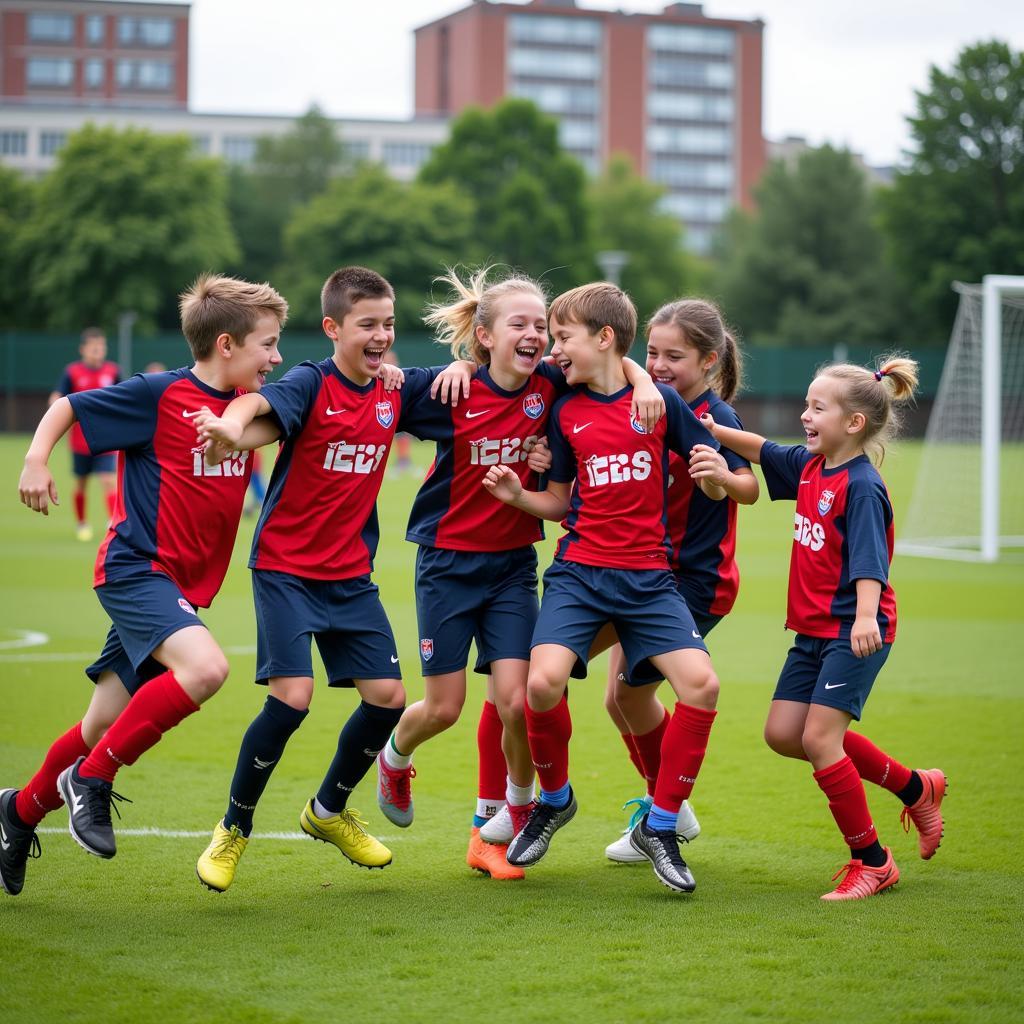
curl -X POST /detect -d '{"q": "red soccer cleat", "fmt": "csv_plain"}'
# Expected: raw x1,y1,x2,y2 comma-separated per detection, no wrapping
900,769,946,860
821,847,899,901
376,753,416,828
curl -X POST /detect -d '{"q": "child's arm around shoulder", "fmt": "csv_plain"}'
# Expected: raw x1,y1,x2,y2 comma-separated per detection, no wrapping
699,412,767,464
194,392,272,451
482,466,571,521
19,397,76,514
623,358,665,434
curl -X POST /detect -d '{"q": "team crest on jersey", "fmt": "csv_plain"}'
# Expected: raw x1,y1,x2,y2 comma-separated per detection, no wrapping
420,638,434,661
629,412,648,434
817,489,836,516
178,598,196,616
375,401,395,429
523,392,545,419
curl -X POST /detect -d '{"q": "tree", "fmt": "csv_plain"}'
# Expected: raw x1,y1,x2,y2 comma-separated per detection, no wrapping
879,41,1024,343
418,98,590,293
587,155,697,321
227,106,347,284
20,124,237,330
0,165,37,328
714,145,888,346
280,163,476,330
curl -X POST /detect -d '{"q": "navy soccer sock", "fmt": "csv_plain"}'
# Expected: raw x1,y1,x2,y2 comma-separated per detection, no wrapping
315,701,404,815
223,695,308,836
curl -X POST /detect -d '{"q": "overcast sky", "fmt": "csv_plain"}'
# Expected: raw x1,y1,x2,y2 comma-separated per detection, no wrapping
188,0,1023,166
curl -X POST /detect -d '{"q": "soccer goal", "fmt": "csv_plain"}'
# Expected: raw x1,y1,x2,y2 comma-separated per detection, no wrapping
898,274,1024,563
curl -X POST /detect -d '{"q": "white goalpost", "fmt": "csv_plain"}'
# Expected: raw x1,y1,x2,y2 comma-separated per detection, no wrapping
898,274,1024,563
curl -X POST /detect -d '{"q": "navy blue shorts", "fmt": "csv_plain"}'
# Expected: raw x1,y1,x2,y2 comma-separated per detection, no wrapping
86,574,205,695
252,569,401,687
531,560,708,681
73,451,116,477
773,633,892,720
415,545,538,676
627,605,723,687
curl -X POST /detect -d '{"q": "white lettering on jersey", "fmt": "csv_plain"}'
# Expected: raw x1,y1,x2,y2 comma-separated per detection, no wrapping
794,511,826,551
468,435,539,466
191,446,249,477
322,441,386,475
584,451,652,487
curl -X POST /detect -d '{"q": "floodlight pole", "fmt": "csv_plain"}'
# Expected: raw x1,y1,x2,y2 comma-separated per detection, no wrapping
596,250,628,288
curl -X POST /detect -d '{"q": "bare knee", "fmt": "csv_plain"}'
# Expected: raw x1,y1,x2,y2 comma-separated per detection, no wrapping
177,655,230,704
423,694,464,732
496,690,525,727
764,721,805,759
688,667,720,708
526,671,564,711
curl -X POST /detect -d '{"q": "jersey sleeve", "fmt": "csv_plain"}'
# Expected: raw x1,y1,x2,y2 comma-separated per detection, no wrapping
760,440,813,500
396,366,448,439
68,374,157,453
259,362,323,439
55,368,72,396
710,402,751,472
664,386,718,457
546,402,576,484
845,481,893,584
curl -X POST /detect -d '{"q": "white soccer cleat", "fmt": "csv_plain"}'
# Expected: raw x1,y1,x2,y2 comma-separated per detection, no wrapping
605,797,701,863
479,804,513,843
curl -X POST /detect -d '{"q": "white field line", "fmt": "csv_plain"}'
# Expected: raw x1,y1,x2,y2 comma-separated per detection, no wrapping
0,629,50,650
0,644,257,663
37,826,404,842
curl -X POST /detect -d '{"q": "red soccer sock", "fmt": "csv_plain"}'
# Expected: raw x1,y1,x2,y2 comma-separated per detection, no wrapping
73,490,86,524
15,722,91,827
524,694,572,794
79,672,199,783
477,700,507,802
631,707,670,798
813,755,878,850
105,491,117,520
843,731,913,793
652,703,717,813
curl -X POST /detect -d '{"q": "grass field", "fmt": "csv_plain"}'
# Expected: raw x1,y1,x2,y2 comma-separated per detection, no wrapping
1,433,1022,1024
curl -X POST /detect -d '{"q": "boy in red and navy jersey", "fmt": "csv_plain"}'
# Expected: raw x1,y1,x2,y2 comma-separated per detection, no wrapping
705,357,946,900
193,267,439,893
483,282,724,894
1,276,287,897
49,327,121,541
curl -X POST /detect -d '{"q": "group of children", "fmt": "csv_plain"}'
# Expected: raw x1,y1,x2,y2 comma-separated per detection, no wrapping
1,263,945,902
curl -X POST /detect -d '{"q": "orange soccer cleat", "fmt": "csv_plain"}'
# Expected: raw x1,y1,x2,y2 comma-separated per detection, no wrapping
466,827,525,880
900,769,947,860
821,847,899,901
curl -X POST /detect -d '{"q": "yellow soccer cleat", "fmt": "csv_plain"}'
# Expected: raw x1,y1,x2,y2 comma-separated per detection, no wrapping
75,524,94,542
196,820,249,893
299,801,392,869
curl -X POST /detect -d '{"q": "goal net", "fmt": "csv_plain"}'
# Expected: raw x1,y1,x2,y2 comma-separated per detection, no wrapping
898,275,1024,562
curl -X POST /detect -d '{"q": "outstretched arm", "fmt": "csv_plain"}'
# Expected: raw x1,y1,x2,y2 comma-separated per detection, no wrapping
700,413,767,465
202,413,281,466
687,446,760,504
482,466,571,521
622,358,664,434
193,392,272,451
19,397,76,514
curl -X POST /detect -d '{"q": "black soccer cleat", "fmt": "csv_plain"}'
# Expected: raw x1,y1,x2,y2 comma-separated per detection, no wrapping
505,790,578,867
629,813,697,893
0,789,41,896
57,757,131,860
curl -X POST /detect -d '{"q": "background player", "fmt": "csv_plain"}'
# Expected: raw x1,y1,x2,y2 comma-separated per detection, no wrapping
701,355,946,900
375,267,665,880
602,298,758,863
483,282,723,894
49,327,121,541
1,275,287,896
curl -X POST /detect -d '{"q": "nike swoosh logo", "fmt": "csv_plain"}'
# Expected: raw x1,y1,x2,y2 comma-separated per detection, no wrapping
573,422,592,434
823,682,846,690
0,823,8,850
325,408,345,416
691,631,701,639
390,655,399,663
465,409,490,419
799,480,811,485
181,409,203,418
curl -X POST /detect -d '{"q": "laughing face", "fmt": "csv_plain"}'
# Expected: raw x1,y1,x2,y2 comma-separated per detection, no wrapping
549,314,601,388
801,375,857,458
478,292,548,384
325,297,396,385
229,311,283,392
645,324,715,403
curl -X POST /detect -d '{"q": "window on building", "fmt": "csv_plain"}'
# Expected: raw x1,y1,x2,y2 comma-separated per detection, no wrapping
116,60,174,90
84,59,105,89
27,13,74,43
647,25,734,55
40,132,67,157
510,15,602,46
26,58,75,88
85,15,105,46
512,81,598,115
660,191,730,222
344,139,372,161
649,56,734,90
119,16,175,47
509,47,599,80
222,136,257,164
558,119,598,149
647,91,734,122
650,157,733,188
0,131,28,156
647,124,730,156
382,141,431,169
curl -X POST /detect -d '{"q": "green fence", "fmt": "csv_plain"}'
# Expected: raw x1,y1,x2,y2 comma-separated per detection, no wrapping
0,330,946,399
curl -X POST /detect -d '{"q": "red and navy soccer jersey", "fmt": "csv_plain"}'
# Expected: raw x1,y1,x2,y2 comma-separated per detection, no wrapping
251,358,434,580
68,369,252,608
402,362,569,551
760,442,898,642
547,383,717,571
56,360,121,454
666,390,749,616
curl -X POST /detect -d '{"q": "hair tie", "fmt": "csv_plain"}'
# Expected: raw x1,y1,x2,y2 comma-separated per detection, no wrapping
874,370,885,381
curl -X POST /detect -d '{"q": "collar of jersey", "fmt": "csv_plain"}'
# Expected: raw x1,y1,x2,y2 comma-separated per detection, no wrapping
688,387,714,413
184,368,236,401
819,452,870,477
580,385,631,404
322,357,376,394
478,365,532,399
